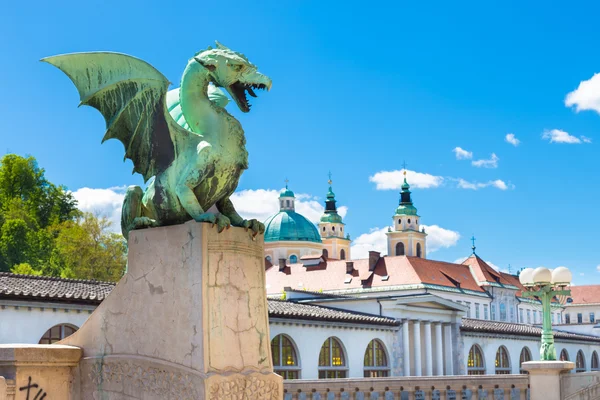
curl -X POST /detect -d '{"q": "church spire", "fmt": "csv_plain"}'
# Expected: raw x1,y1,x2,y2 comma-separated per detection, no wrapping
321,172,342,223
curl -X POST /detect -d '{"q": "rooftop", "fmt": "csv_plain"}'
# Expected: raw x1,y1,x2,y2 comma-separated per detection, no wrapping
0,272,115,304
566,285,600,305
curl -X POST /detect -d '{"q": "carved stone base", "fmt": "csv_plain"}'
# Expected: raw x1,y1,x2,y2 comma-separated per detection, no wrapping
61,221,282,399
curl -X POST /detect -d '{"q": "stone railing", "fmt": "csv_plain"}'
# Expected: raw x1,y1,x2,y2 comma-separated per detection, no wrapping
283,375,529,399
560,371,600,400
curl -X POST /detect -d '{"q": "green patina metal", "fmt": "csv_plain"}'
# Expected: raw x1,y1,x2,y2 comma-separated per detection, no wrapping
264,211,322,243
320,174,344,224
395,176,419,217
43,42,272,239
522,286,571,361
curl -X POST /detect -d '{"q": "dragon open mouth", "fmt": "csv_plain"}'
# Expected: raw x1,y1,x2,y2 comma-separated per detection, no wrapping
228,81,268,113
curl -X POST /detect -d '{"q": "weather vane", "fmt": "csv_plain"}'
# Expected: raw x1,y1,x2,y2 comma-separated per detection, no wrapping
285,177,289,189
402,161,408,176
328,171,333,185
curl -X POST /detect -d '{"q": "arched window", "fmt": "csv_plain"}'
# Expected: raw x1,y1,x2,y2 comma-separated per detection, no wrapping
332,226,335,231
576,350,586,373
271,334,300,379
395,242,405,256
318,337,347,379
363,339,389,377
408,219,411,224
265,255,272,262
416,243,422,258
560,349,570,361
467,345,485,375
592,351,599,371
289,255,298,264
340,249,346,260
495,346,511,374
322,249,328,258
39,324,78,344
519,347,532,373
322,227,326,232
398,219,401,225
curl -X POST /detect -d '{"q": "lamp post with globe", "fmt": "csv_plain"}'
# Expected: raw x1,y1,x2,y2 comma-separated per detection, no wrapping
519,266,572,361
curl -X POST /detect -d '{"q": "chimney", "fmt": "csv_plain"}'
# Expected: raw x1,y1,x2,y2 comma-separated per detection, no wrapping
346,261,354,274
368,251,381,271
279,258,287,272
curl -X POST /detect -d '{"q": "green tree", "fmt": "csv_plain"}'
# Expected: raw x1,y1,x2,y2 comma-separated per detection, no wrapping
52,213,127,281
10,263,42,276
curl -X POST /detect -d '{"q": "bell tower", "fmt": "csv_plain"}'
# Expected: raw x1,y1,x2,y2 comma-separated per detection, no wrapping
386,168,427,258
318,173,351,260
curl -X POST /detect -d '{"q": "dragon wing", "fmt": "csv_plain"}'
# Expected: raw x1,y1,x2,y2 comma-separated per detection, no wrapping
43,52,191,182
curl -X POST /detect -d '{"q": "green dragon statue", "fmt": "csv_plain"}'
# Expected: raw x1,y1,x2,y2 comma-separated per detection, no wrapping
43,41,271,239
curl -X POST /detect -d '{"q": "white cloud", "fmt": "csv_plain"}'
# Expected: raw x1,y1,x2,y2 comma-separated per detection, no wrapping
453,147,473,160
580,272,585,277
230,189,347,224
72,186,126,232
542,129,590,144
456,179,512,190
471,153,499,168
505,133,520,146
565,73,600,115
349,224,460,259
597,265,600,272
369,169,444,190
454,257,468,264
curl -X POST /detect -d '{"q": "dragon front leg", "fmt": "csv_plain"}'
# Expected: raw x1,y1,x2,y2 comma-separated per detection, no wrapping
175,167,231,233
217,197,265,237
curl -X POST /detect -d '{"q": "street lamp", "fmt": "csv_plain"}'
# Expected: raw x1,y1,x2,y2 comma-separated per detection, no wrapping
519,266,572,361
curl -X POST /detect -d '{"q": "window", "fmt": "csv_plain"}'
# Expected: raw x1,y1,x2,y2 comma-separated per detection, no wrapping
322,249,328,258
289,255,298,264
495,346,511,374
519,347,532,374
484,305,489,320
510,306,515,322
395,242,405,256
332,226,335,231
591,313,595,323
465,302,471,318
527,310,531,324
467,345,485,375
322,227,326,231
398,219,401,225
286,200,290,207
566,314,571,324
271,334,300,379
578,313,583,324
340,249,346,260
519,309,524,323
363,339,389,377
318,337,347,379
266,255,272,262
533,310,537,323
416,243,422,258
416,219,418,224
592,351,599,371
559,313,563,324
39,324,78,344
560,349,569,361
491,304,496,321
576,350,586,373
475,303,480,319
500,303,507,321
408,219,411,224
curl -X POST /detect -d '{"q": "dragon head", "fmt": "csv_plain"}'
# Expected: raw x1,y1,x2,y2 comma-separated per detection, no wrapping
194,41,272,113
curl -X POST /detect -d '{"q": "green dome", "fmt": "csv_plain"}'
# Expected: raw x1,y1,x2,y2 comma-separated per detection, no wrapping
320,213,343,223
395,204,419,216
279,188,295,198
264,211,322,243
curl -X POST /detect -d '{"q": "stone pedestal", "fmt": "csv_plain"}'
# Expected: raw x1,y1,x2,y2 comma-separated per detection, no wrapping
0,344,81,400
61,221,282,399
522,361,574,400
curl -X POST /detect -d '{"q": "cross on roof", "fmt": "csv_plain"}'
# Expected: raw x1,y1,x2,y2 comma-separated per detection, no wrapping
471,235,476,254
328,171,332,185
285,177,289,189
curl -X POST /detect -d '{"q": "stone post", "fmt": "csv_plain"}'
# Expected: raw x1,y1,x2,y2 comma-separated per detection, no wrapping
61,221,283,400
434,322,443,375
423,321,433,376
522,361,574,400
402,319,411,376
413,320,422,376
443,323,453,375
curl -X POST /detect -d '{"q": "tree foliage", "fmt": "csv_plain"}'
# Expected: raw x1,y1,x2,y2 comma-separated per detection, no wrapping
0,154,126,281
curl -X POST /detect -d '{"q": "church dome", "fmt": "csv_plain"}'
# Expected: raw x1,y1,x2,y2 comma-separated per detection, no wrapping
264,211,322,243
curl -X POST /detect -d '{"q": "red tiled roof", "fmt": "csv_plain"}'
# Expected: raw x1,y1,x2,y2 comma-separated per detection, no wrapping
462,255,514,286
265,255,485,294
567,285,600,304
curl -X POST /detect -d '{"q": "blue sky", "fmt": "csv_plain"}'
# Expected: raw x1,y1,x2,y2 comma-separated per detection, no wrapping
1,1,599,283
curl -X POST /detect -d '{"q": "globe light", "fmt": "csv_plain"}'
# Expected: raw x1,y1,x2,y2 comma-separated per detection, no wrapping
532,267,552,285
519,268,535,286
552,266,572,285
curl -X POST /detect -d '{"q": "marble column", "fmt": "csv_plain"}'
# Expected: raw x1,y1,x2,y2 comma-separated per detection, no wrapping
423,321,433,376
435,322,443,375
413,320,422,376
443,323,453,375
402,319,411,376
